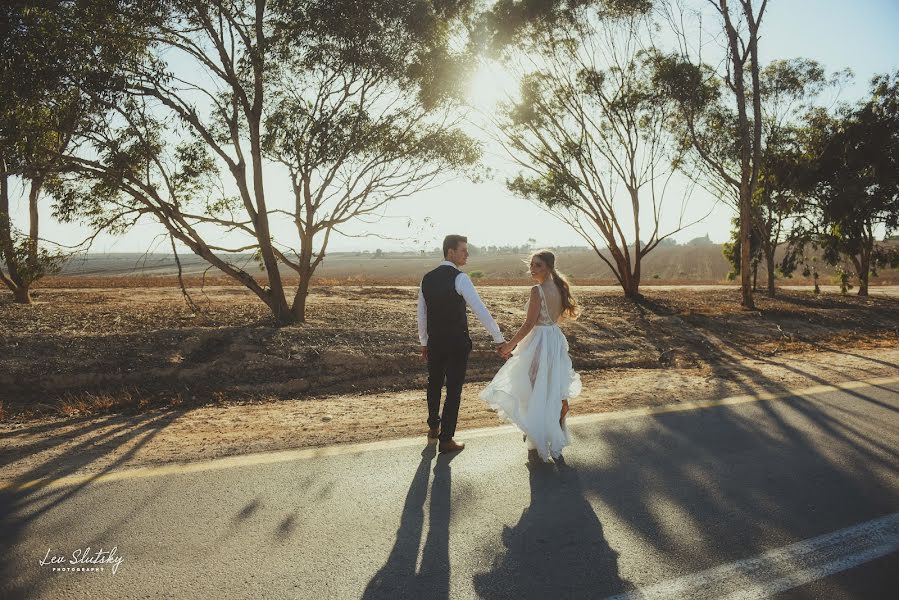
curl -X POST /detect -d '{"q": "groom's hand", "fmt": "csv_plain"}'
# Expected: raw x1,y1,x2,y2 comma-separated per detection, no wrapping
420,346,429,362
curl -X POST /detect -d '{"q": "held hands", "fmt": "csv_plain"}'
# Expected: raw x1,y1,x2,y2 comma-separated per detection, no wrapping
496,341,515,360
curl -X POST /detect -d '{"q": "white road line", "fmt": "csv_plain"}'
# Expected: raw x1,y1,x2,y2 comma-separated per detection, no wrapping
606,513,899,600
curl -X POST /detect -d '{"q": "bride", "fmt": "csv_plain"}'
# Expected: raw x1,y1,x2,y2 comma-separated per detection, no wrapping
480,250,582,462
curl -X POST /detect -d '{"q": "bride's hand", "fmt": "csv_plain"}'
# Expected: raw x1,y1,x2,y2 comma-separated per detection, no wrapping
500,341,515,357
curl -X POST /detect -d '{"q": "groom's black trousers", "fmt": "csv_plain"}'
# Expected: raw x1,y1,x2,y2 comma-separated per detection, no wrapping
426,334,472,442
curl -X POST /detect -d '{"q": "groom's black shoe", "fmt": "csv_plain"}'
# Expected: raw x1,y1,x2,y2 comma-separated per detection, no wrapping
428,427,440,440
439,439,465,453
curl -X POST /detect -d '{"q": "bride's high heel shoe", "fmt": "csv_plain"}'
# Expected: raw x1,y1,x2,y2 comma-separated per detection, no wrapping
560,400,570,426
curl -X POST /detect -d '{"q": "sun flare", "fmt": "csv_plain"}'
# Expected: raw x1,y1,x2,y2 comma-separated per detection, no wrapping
466,62,520,114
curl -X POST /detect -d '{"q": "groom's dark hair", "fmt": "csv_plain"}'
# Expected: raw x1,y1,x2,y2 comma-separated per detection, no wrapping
442,234,467,257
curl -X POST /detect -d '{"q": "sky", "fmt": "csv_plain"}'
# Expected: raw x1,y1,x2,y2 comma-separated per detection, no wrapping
11,0,899,255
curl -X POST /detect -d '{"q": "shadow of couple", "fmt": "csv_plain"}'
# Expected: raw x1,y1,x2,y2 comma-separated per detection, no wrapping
362,447,631,599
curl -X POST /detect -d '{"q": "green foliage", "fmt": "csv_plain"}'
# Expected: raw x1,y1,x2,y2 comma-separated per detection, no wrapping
476,0,652,52
759,58,835,100
491,8,684,299
650,54,719,117
832,265,853,294
56,0,483,246
788,72,899,281
507,171,580,210
651,52,743,183
273,0,477,108
0,214,63,283
722,219,761,276
1,1,153,165
0,1,151,295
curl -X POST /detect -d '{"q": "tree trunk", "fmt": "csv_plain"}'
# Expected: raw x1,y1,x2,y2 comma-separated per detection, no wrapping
291,274,312,323
739,197,755,308
764,240,776,297
13,283,31,304
613,251,641,299
857,222,874,297
605,241,635,299
27,177,42,274
721,1,756,311
857,252,870,297
155,217,296,325
623,276,641,299
246,121,291,323
243,11,290,325
0,159,28,302
745,1,765,303
630,245,642,299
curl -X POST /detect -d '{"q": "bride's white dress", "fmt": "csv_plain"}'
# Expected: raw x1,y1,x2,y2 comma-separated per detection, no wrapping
480,283,581,461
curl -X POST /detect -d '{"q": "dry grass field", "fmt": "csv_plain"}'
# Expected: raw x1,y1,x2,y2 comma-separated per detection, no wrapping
2,280,898,479
46,245,899,286
3,283,897,418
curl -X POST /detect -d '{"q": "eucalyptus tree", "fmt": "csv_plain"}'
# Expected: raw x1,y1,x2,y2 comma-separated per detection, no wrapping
0,0,145,302
59,0,480,323
783,73,899,296
479,2,697,298
652,0,770,309
723,59,848,297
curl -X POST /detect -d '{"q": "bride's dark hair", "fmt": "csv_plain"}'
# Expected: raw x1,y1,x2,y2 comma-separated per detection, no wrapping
531,249,579,319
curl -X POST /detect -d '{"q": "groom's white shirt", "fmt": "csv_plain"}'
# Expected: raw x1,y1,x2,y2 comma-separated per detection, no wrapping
417,260,504,346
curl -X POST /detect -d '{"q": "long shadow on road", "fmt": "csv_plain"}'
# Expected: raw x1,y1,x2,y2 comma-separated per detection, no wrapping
510,294,899,596
363,444,455,600
2,289,896,599
364,442,633,599
0,408,187,600
473,458,633,599
565,380,899,597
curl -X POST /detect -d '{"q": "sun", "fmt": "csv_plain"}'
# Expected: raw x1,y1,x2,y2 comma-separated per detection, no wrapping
466,61,520,114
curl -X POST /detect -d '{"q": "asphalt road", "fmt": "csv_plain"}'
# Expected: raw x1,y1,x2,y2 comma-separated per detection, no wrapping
1,378,898,599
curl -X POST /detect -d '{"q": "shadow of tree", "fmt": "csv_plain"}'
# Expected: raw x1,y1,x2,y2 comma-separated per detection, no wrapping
477,294,898,596
772,291,899,311
633,290,899,361
0,407,187,599
564,379,899,590
1,287,895,598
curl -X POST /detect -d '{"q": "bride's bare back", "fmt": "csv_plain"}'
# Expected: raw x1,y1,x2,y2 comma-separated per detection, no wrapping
528,280,564,324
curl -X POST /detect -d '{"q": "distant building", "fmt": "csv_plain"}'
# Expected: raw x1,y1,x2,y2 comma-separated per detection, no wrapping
687,233,714,247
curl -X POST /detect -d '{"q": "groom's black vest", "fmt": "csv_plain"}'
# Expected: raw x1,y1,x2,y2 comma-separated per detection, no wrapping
421,264,468,342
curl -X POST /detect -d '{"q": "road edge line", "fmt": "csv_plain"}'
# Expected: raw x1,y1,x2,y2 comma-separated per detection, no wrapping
3,375,898,493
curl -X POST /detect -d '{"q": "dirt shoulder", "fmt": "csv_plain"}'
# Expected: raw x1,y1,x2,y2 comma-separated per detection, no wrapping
1,285,897,483
2,286,897,416
1,345,897,484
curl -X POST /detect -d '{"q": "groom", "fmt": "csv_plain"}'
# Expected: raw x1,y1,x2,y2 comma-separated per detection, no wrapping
417,234,505,453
